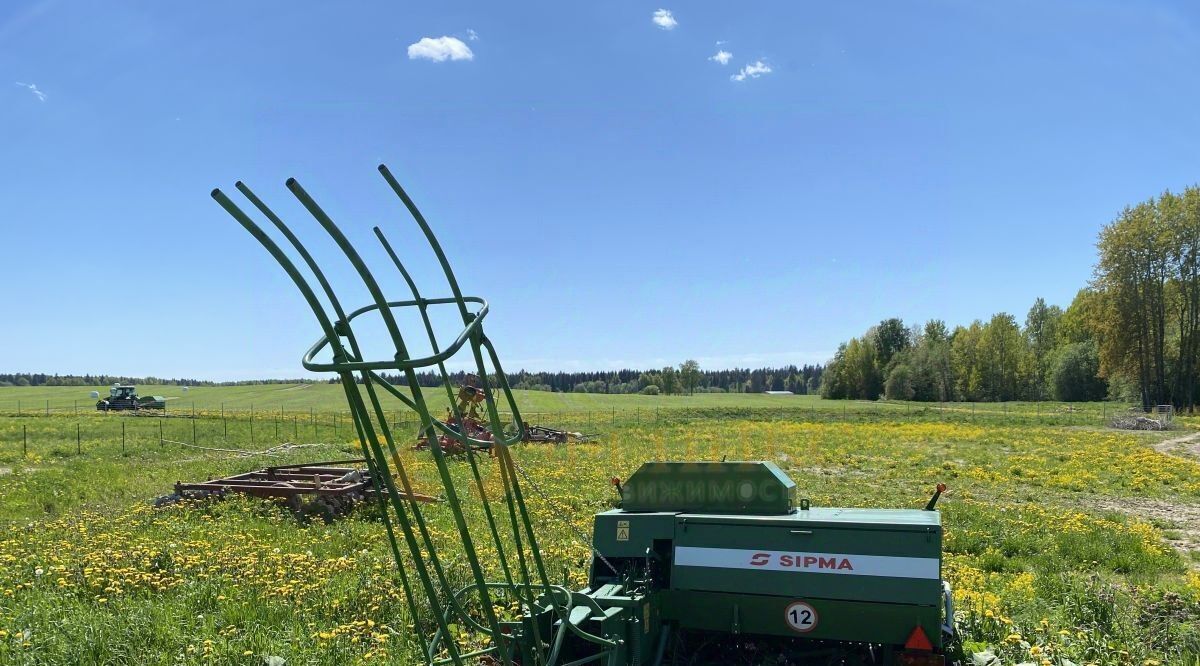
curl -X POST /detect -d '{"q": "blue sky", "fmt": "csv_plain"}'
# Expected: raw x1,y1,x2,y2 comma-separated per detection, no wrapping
3,1,1199,380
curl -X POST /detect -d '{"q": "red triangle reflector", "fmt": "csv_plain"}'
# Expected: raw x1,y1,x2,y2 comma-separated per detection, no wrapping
904,625,933,651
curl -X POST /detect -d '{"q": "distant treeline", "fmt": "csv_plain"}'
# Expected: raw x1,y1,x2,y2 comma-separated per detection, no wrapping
378,365,823,395
2,365,824,396
0,373,226,388
824,185,1200,409
820,300,1105,404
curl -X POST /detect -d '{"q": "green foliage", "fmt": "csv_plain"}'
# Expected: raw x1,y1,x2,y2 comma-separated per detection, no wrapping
678,360,701,396
1092,186,1200,410
826,303,1109,404
659,366,679,395
884,364,915,400
975,313,1032,402
1025,298,1063,399
639,385,660,395
1050,341,1107,402
873,317,911,370
951,321,985,401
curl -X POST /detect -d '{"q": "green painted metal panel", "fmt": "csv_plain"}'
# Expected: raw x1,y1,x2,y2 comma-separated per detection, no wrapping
671,514,942,606
592,510,677,558
621,461,796,514
676,507,941,530
661,589,943,648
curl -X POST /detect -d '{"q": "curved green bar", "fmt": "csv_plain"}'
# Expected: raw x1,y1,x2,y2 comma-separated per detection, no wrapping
212,166,620,666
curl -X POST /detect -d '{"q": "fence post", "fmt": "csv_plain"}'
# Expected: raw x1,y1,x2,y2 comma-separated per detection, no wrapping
192,417,197,445
76,423,81,454
23,425,27,456
159,418,164,448
250,413,255,444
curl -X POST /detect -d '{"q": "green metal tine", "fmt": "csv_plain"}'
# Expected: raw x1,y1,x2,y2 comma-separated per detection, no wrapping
377,165,527,446
377,165,567,647
215,168,626,666
233,181,439,662
213,186,462,664
373,227,526,602
285,177,511,663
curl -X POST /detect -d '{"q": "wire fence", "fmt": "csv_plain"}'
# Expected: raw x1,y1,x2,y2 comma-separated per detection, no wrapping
0,399,1154,463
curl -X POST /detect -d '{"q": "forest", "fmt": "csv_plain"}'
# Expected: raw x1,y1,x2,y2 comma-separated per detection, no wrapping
822,186,1200,408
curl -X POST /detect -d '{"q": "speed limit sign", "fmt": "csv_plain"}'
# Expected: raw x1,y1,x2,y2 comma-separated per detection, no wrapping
784,601,818,633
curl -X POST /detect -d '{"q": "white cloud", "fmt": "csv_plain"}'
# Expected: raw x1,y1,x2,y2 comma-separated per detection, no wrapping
15,81,45,101
407,36,474,62
709,50,732,65
731,60,772,82
466,29,479,41
652,9,677,30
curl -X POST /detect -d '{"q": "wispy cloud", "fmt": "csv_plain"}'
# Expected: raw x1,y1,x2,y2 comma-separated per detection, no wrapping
15,81,45,101
709,50,732,65
466,28,479,41
652,9,677,30
407,36,474,62
731,60,771,82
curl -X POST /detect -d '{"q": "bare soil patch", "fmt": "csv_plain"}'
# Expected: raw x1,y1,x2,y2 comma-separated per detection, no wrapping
1091,496,1200,567
1154,431,1200,459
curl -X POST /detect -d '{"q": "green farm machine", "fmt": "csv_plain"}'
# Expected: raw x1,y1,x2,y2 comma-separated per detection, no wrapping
96,384,166,411
212,167,954,665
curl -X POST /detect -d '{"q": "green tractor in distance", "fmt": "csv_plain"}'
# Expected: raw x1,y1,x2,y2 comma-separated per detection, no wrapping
95,384,166,411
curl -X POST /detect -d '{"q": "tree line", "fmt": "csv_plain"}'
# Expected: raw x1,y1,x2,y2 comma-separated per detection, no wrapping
1093,186,1200,410
381,364,824,395
823,185,1200,407
4,365,825,396
0,373,223,388
820,299,1105,403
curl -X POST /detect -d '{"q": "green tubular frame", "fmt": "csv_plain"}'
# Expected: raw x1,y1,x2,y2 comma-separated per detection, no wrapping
211,165,618,666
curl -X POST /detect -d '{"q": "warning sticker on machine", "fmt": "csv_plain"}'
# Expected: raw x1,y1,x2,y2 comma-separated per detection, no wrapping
674,546,939,579
616,520,630,541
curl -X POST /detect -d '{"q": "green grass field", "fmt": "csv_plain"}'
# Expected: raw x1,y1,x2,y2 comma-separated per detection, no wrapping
1,387,1197,665
0,384,1131,424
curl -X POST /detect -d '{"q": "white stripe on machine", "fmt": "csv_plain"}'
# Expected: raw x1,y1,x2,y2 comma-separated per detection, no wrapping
674,546,939,580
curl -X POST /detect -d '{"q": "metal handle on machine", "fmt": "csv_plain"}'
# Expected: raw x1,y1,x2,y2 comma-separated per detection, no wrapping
790,530,813,535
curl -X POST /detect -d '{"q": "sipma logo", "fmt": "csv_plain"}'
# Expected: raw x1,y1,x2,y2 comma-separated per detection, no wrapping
748,552,854,571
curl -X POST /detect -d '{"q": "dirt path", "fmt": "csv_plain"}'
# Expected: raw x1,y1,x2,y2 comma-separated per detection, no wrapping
1090,496,1200,568
1153,431,1200,459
